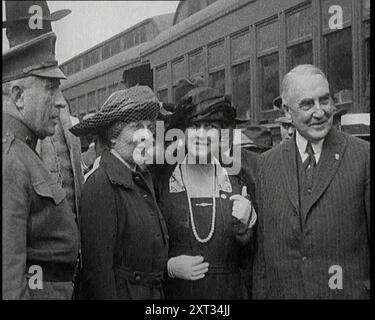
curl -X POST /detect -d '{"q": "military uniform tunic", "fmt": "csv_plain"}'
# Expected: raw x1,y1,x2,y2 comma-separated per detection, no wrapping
2,114,80,300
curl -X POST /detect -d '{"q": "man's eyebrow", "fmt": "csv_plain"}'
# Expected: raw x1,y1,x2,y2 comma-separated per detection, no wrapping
319,93,330,100
298,98,314,106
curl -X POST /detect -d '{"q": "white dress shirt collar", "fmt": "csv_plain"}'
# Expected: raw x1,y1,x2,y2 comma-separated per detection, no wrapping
295,130,324,164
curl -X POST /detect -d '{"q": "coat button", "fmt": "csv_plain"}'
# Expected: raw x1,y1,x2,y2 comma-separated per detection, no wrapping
307,188,312,194
302,256,308,262
156,234,161,238
143,194,148,199
135,274,141,282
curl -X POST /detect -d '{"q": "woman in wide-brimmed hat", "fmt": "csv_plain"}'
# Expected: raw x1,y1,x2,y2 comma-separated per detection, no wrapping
154,78,258,299
70,86,169,300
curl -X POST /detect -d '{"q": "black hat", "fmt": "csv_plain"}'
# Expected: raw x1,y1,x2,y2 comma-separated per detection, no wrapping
2,1,70,82
169,86,236,131
173,76,206,104
241,125,273,152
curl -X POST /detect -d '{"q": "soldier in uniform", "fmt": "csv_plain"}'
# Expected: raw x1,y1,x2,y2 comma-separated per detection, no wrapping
2,1,79,299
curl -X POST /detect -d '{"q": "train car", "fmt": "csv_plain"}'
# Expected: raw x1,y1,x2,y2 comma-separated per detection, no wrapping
60,13,174,121
140,0,370,143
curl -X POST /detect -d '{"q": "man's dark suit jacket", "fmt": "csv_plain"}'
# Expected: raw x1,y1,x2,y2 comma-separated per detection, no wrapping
253,128,370,299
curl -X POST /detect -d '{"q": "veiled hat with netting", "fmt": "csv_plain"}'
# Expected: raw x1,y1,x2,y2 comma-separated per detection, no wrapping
69,86,160,136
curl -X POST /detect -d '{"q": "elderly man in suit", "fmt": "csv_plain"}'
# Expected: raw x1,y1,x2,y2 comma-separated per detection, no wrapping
253,64,370,299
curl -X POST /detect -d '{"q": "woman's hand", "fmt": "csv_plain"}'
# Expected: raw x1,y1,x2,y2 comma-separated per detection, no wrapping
167,255,209,280
230,186,257,227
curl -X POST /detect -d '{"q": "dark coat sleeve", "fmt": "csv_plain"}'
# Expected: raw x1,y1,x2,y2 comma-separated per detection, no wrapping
2,152,31,300
78,170,118,299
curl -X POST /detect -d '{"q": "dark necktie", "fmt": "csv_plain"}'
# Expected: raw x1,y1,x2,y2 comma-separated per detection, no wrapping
303,142,316,190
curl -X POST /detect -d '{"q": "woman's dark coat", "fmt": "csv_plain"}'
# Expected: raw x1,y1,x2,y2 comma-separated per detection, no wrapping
78,150,169,299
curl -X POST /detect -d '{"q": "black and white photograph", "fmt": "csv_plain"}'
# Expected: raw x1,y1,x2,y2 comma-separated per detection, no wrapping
2,0,371,308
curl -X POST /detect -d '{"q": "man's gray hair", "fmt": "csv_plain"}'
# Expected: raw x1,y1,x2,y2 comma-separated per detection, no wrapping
281,64,328,107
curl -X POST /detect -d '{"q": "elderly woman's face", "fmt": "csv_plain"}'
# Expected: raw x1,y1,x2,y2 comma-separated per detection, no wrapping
185,121,225,163
112,120,154,168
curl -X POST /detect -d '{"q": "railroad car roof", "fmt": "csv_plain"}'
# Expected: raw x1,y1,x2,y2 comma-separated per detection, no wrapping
141,0,244,57
60,42,148,90
60,13,174,67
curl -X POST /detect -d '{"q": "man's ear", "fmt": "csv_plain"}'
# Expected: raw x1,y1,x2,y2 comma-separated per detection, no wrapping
284,105,291,117
11,84,25,110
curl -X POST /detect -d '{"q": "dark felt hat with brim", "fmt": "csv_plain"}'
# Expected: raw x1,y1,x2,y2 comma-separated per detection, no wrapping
241,125,273,151
2,1,70,82
3,31,66,82
169,86,236,131
69,86,161,137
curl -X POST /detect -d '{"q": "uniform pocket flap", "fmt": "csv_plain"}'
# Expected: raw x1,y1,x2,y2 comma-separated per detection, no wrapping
32,181,66,205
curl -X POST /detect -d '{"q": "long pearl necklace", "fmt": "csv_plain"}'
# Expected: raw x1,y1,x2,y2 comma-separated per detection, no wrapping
180,164,217,243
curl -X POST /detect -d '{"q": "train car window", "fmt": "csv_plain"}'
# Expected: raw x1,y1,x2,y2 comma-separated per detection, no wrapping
139,26,147,43
98,88,107,109
109,83,119,95
209,70,225,94
83,54,90,69
158,89,168,104
87,91,97,112
102,43,111,60
231,31,250,62
91,49,100,66
259,52,279,110
78,95,87,115
325,27,353,104
67,62,74,75
123,32,134,50
257,20,279,52
74,58,82,73
287,41,313,71
321,0,352,32
363,0,370,19
232,62,250,120
134,30,141,46
69,98,78,117
172,58,185,84
156,65,168,90
189,50,203,77
111,38,121,56
286,6,312,43
209,41,225,70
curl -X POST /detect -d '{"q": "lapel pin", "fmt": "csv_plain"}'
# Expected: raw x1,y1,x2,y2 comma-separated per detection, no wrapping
334,154,339,160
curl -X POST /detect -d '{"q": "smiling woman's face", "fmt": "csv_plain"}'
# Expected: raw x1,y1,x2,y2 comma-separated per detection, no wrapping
185,121,223,163
286,74,334,142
